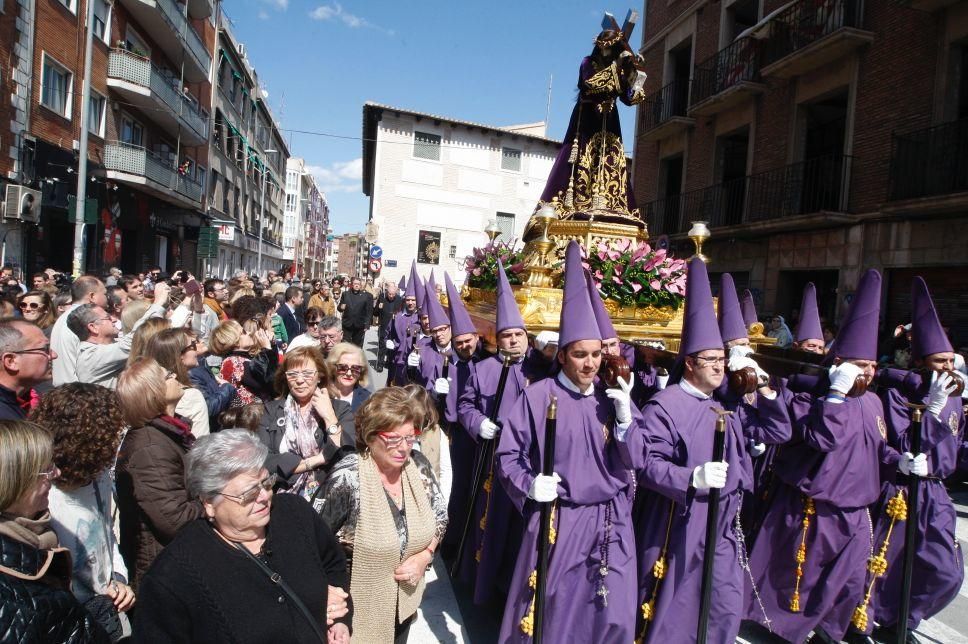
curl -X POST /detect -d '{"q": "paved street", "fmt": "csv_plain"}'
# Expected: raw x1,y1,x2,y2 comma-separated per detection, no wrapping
360,328,968,643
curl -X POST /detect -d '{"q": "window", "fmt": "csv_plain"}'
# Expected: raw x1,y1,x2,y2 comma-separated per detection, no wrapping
92,0,110,42
223,178,231,214
501,147,522,172
57,0,76,12
413,131,441,161
124,27,149,57
496,212,515,240
41,56,72,118
87,92,106,137
213,111,224,152
120,116,143,146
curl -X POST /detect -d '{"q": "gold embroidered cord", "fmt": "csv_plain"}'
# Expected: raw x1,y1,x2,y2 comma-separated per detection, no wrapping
790,496,815,613
852,490,906,631
635,500,676,644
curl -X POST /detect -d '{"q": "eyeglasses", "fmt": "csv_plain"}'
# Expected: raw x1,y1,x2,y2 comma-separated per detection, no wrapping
285,369,318,381
164,370,178,381
377,432,419,449
37,463,58,482
692,355,726,366
18,301,43,311
307,320,321,328
10,345,52,358
336,364,364,377
219,474,277,506
320,333,340,341
181,340,198,354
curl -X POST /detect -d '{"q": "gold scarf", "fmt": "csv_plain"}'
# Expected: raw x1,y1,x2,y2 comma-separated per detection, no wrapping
350,454,435,642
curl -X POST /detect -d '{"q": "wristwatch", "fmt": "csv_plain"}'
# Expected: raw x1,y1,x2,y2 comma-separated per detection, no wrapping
326,423,341,436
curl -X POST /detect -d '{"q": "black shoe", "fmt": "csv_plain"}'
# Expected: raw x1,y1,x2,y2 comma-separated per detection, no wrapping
870,625,921,644
843,629,876,644
375,364,384,373
808,628,839,644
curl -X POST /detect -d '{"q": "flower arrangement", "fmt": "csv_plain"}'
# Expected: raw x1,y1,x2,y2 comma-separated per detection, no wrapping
464,239,527,289
581,238,687,309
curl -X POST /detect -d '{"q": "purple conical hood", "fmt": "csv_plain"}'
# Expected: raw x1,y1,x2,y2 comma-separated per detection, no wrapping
585,271,618,340
404,261,419,299
398,275,406,290
718,273,747,343
445,273,476,337
559,241,602,347
495,259,526,333
414,273,426,313
424,279,449,329
741,289,758,328
832,269,881,361
911,277,952,360
681,257,724,356
795,283,824,342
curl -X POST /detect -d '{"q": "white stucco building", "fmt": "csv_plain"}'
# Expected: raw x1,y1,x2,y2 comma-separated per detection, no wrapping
361,102,561,286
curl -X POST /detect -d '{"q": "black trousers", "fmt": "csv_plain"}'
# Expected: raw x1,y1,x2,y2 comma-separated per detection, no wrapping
342,325,366,348
376,322,391,367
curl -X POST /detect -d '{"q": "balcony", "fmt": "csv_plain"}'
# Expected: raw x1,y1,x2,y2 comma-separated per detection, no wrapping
116,0,211,83
690,37,765,117
639,79,695,142
645,154,855,236
103,141,203,209
761,0,873,79
107,50,208,145
886,118,968,212
186,0,212,19
901,0,959,10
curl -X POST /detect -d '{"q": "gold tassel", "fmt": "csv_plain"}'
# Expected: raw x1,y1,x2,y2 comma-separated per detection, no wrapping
549,504,557,545
518,570,539,635
636,501,676,642
852,490,908,630
790,496,815,613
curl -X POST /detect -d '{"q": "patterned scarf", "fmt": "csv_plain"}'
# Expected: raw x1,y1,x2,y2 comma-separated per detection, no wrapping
203,297,227,320
280,396,321,499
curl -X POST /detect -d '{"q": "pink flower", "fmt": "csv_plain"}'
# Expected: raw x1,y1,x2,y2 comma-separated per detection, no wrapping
615,238,631,253
511,262,525,273
595,270,604,280
658,267,670,278
473,268,482,276
613,264,624,276
643,255,662,271
631,282,643,293
632,244,650,261
612,275,623,284
607,248,622,261
581,261,590,271
598,251,608,261
597,241,609,255
650,279,662,290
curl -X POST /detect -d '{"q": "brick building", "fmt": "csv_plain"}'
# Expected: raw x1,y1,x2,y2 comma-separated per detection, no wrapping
633,0,968,345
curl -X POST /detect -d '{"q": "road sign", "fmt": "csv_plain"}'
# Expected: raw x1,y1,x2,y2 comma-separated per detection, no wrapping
368,258,382,273
369,245,383,259
384,259,397,268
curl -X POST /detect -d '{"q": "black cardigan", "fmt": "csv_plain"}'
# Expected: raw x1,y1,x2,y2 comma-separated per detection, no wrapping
133,493,351,643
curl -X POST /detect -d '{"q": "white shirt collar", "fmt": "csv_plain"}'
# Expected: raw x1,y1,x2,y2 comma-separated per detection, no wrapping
557,371,595,397
679,377,712,400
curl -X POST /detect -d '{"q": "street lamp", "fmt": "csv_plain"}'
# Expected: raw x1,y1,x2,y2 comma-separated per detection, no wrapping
257,148,278,278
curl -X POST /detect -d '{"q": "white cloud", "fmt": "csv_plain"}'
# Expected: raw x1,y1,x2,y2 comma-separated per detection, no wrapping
308,3,393,34
265,0,288,9
257,9,270,20
306,158,363,193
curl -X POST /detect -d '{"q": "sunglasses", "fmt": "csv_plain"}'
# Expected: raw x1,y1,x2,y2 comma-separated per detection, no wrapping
336,364,364,377
181,340,198,354
37,463,58,482
220,474,277,506
377,432,419,449
18,301,43,310
307,320,321,328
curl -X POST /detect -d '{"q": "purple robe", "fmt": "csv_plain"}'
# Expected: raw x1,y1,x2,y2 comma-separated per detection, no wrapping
865,384,965,631
387,311,420,385
633,384,790,644
496,375,642,643
744,392,900,642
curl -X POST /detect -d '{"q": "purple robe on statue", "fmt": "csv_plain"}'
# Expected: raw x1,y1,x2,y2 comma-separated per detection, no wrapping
744,392,900,642
633,383,790,644
387,310,420,385
865,383,965,631
496,374,643,643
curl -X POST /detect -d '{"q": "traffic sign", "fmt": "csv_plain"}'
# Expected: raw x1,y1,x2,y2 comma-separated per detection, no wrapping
369,245,383,259
368,258,382,273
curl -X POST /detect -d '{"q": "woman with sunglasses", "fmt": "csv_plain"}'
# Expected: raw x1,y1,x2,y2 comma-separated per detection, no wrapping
285,306,324,353
257,346,355,500
134,430,351,643
313,386,447,643
144,327,211,437
328,341,372,412
17,290,55,336
115,357,203,591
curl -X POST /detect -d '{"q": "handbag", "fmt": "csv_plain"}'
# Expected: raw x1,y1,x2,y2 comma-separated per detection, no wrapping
231,541,329,643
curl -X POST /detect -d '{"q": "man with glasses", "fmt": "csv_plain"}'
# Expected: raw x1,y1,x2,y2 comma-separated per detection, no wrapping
51,275,108,386
69,283,169,388
0,319,57,419
316,316,343,359
285,307,325,353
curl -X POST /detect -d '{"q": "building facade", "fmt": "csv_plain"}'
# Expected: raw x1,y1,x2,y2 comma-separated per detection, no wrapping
285,157,329,280
362,102,561,286
334,232,366,279
633,0,968,344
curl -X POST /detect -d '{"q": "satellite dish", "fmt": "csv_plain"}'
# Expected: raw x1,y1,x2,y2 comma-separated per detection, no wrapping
656,234,670,251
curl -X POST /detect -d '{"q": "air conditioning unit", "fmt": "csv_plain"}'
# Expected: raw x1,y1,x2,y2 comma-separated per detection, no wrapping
237,43,246,57
3,185,41,223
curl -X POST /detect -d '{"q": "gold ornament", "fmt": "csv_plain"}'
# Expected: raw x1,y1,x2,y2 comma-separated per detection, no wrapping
790,496,815,613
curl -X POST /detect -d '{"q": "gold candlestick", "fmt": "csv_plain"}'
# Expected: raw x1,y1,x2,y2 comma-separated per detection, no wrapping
687,221,711,264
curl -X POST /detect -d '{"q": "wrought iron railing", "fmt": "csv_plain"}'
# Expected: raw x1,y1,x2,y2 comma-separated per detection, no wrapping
154,0,212,75
763,0,865,67
104,141,203,203
644,154,854,234
889,118,968,201
691,37,762,107
640,79,691,132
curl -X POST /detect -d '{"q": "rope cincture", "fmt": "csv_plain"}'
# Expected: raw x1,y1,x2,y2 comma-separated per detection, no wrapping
790,496,815,613
635,499,675,644
852,490,907,631
519,503,558,637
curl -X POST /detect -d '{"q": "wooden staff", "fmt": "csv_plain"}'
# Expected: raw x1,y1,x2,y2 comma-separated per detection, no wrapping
451,352,514,576
533,394,558,643
897,403,925,644
698,408,732,644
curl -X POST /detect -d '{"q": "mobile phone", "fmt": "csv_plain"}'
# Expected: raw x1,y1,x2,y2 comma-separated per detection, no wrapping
184,278,201,296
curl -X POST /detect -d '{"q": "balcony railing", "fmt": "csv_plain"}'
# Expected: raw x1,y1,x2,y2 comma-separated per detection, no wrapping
645,154,853,234
640,79,691,133
691,37,762,107
104,141,203,203
154,0,212,76
890,118,968,201
108,49,208,141
763,0,865,68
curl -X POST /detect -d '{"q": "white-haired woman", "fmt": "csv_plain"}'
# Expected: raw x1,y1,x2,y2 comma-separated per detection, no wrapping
327,342,372,412
134,429,351,643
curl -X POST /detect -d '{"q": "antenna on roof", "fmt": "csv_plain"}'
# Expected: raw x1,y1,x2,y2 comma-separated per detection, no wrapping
545,74,553,134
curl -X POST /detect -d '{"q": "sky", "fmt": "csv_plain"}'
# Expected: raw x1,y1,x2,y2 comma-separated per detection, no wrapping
227,0,640,234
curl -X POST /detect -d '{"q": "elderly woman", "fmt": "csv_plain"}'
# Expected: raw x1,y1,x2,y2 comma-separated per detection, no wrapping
34,384,135,640
314,386,448,643
0,419,106,642
328,341,372,412
134,430,351,643
257,346,354,500
768,314,794,348
115,357,203,590
145,327,211,436
17,290,56,336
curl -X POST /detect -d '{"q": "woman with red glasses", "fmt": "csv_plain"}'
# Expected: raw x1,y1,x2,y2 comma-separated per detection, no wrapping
328,341,372,412
17,290,55,337
313,386,447,643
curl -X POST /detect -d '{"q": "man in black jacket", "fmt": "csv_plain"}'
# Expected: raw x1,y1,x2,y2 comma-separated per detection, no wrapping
278,286,305,343
374,281,402,372
337,277,373,348
0,319,56,420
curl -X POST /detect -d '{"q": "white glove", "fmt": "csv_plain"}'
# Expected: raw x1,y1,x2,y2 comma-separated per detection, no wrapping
926,370,956,417
828,362,863,395
899,452,928,477
433,377,450,396
605,374,634,427
385,339,396,350
750,442,767,458
692,461,728,490
728,355,768,384
528,473,561,502
644,340,666,351
407,351,420,368
479,418,498,440
729,344,755,360
656,372,669,391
